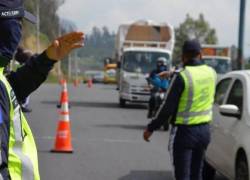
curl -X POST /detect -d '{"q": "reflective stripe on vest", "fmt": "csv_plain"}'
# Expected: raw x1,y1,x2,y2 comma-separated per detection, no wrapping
12,105,34,180
0,68,40,180
176,65,216,125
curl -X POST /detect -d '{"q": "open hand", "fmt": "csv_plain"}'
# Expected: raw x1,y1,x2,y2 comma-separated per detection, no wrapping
46,31,84,61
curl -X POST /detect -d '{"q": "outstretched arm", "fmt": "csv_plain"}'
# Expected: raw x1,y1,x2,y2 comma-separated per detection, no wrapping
7,32,84,102
143,73,184,142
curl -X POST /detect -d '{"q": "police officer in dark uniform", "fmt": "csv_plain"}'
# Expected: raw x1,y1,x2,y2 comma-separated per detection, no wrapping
143,40,217,180
0,1,84,179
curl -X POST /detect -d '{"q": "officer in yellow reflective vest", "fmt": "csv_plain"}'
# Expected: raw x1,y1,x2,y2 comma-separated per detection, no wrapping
0,3,84,179
144,40,217,180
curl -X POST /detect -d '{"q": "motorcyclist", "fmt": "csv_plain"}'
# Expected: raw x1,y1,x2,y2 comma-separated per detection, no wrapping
147,57,169,118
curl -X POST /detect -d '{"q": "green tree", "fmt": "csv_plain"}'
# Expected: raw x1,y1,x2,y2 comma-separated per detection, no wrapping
174,14,218,63
77,26,116,70
23,0,66,41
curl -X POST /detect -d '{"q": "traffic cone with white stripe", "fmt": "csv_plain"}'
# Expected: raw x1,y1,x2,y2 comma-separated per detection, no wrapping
51,80,73,153
57,79,67,109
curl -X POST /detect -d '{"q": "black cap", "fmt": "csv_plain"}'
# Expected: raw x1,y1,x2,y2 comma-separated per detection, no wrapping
182,40,201,54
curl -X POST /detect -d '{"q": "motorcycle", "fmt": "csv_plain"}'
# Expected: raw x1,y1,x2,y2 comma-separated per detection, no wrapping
146,77,169,131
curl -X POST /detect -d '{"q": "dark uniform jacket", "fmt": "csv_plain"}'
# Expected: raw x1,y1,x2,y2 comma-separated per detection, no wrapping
0,52,55,178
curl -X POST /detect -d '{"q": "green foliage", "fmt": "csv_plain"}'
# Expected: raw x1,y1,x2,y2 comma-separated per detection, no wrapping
174,14,218,62
39,33,50,44
21,0,77,55
23,0,69,41
245,57,250,69
245,64,250,69
40,0,62,39
77,26,116,69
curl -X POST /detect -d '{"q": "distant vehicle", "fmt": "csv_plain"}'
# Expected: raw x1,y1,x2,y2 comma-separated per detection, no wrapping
202,45,232,74
203,70,250,180
115,20,175,107
104,58,117,84
83,70,104,83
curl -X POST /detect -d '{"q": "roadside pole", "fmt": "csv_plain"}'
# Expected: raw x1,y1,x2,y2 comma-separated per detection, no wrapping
237,0,246,70
68,54,72,80
58,18,63,79
36,0,40,53
74,52,78,82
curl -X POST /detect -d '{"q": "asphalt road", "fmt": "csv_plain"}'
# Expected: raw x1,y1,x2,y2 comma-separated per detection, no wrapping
26,83,226,180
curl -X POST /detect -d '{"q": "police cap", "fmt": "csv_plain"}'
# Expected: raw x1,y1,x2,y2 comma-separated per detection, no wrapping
182,40,201,54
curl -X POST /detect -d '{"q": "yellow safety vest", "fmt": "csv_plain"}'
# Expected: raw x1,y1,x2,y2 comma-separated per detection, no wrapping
0,67,40,180
176,65,216,125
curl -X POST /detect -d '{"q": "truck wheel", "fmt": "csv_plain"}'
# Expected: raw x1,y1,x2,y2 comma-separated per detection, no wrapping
203,161,216,180
119,98,126,107
236,154,249,180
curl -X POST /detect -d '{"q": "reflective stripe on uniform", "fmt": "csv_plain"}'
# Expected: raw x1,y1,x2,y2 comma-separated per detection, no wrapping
12,97,35,180
13,142,34,180
182,70,193,124
177,109,212,118
13,108,22,141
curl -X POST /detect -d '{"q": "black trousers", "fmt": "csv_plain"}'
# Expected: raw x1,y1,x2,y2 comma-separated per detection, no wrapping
169,124,211,180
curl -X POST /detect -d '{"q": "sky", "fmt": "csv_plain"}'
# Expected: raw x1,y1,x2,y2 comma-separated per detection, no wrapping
58,0,250,57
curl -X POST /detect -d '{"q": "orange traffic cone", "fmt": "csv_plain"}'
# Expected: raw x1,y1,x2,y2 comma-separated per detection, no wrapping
59,78,65,85
87,78,93,88
51,81,73,153
57,79,67,108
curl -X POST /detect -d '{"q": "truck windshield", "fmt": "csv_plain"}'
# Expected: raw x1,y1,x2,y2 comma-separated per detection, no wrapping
122,51,170,74
202,58,231,74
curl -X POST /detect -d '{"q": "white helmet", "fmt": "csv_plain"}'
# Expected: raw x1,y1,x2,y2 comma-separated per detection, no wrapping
157,57,167,66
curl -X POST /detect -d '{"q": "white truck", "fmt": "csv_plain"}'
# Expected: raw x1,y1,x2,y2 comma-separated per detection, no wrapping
202,45,232,74
115,20,175,107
